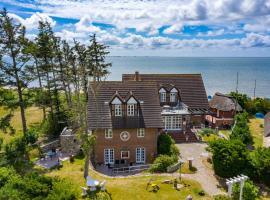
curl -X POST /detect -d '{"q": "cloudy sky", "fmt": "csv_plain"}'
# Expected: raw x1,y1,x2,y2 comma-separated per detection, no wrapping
1,0,270,56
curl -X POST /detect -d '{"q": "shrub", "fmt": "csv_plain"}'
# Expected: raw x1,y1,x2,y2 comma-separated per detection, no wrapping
157,134,179,156
149,155,177,173
250,147,270,186
214,195,232,200
0,167,17,187
232,180,259,200
230,112,253,145
0,167,78,200
208,139,252,178
198,189,205,196
46,179,78,200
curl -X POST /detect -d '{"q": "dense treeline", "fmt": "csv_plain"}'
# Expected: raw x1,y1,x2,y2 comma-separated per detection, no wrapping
0,8,111,138
230,92,270,115
209,112,270,196
0,8,111,194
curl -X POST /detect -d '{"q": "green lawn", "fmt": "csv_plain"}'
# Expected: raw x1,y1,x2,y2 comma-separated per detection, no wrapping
45,156,211,200
249,118,264,148
219,130,231,139
180,162,197,174
0,106,43,144
201,134,220,143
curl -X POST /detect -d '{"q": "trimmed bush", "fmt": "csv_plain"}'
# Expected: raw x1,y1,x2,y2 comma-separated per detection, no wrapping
157,134,179,156
209,139,252,178
230,112,253,145
251,147,270,186
149,155,178,173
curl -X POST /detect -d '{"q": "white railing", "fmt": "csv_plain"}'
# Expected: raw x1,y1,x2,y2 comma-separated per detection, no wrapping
112,164,150,174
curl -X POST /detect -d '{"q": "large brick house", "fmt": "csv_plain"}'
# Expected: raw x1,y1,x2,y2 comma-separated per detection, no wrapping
88,72,210,166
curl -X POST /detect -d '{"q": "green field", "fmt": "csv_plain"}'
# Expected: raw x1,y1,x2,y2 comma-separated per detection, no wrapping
249,118,264,148
0,106,43,143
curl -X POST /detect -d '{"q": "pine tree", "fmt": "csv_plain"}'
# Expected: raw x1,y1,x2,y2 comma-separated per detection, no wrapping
0,9,34,134
35,21,55,119
82,34,111,178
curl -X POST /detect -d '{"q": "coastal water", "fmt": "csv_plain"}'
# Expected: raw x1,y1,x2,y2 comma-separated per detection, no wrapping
106,57,270,98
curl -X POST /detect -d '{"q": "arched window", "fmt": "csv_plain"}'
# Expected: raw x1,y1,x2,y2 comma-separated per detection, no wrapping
159,88,166,103
170,88,178,102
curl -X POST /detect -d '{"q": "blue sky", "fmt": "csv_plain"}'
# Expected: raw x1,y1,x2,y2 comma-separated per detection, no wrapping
1,0,270,56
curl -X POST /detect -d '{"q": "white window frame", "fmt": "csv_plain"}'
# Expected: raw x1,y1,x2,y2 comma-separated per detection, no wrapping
104,148,114,164
136,147,145,164
137,128,145,137
105,129,113,139
115,104,122,116
164,115,182,130
127,104,135,116
160,92,166,102
121,151,130,159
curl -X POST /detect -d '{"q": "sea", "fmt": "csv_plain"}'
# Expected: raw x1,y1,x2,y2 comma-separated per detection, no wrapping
106,57,270,98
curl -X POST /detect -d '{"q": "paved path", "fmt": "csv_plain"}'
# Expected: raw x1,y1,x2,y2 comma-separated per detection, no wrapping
177,143,224,196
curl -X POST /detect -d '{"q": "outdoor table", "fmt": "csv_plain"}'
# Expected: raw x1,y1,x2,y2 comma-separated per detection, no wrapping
86,176,100,187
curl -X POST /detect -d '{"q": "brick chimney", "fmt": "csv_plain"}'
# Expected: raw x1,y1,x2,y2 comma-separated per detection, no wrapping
134,71,140,81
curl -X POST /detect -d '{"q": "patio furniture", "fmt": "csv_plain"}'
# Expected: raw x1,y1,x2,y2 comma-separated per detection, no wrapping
86,176,100,191
100,181,106,191
80,186,88,197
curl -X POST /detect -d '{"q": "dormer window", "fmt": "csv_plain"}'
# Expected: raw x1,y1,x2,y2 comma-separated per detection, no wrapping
115,105,122,116
127,97,137,116
111,96,122,117
159,88,166,103
170,88,178,102
127,104,135,116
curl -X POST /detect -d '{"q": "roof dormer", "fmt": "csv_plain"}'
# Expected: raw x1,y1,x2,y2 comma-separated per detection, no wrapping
111,96,122,104
127,97,137,104
159,87,167,103
159,87,166,93
170,87,178,102
170,87,178,93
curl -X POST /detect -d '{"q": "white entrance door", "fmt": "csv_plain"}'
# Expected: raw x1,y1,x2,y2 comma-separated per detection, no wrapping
104,148,114,164
136,147,145,164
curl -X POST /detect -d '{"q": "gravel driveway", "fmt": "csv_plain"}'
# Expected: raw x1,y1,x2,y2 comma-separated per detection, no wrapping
177,143,225,196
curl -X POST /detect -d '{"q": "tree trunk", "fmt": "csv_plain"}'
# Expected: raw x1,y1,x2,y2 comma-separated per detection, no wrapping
12,53,27,135
17,85,27,134
35,58,46,120
46,71,54,119
84,151,90,179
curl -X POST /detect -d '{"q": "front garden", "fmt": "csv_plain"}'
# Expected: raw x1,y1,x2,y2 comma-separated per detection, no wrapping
45,155,211,200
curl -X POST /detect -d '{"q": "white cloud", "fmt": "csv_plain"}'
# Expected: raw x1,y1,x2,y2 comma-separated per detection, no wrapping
75,15,101,33
5,0,270,56
8,12,56,30
197,29,225,37
163,24,183,34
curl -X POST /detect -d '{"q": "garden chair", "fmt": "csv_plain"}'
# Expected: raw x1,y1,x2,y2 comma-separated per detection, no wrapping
100,181,106,191
89,187,96,192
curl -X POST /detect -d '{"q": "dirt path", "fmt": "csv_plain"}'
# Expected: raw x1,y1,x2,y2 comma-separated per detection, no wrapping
177,143,225,196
